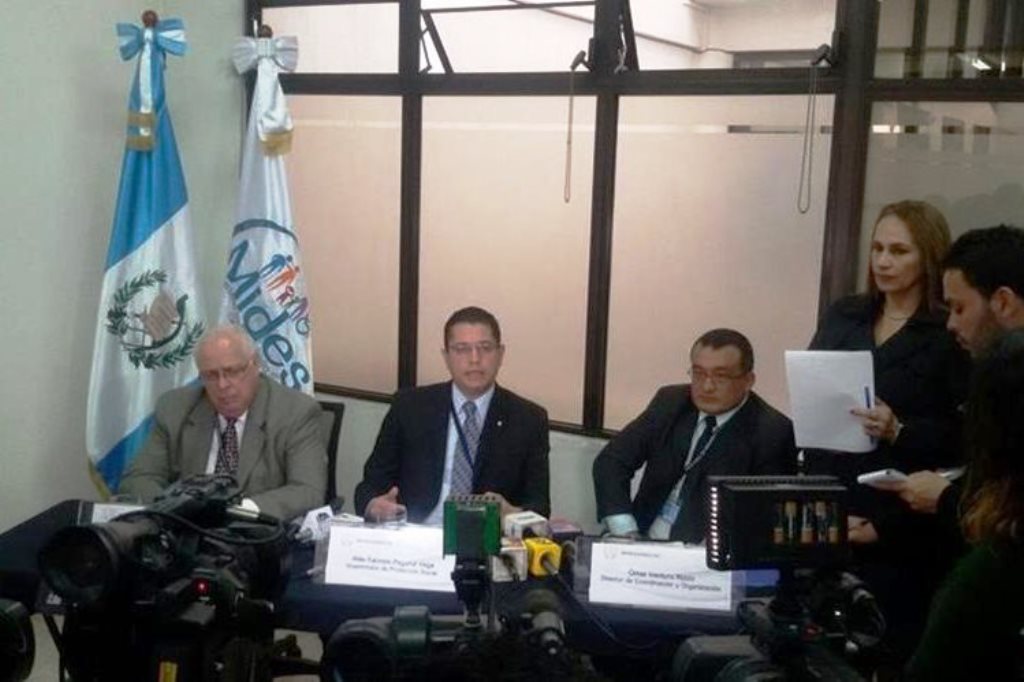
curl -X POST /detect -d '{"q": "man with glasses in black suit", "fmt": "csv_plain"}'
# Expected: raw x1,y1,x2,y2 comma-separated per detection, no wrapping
355,306,550,524
593,328,798,543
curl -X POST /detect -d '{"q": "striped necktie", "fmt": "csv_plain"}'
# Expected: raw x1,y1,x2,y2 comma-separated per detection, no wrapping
451,401,480,495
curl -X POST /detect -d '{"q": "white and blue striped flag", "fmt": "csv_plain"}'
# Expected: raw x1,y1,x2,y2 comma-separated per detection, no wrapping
86,18,206,493
220,34,313,393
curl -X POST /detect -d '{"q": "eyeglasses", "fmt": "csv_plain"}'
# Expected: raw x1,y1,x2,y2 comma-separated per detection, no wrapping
447,342,500,357
199,359,253,383
688,366,746,386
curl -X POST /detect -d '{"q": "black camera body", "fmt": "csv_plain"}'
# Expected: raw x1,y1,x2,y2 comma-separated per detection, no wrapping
321,595,577,682
673,476,880,682
322,495,581,681
38,475,289,682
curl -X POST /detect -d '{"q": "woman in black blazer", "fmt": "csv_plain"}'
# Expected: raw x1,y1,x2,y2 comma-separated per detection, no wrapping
807,199,969,667
808,200,967,506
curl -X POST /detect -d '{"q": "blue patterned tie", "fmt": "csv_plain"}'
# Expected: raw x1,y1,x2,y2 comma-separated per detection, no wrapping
451,401,480,495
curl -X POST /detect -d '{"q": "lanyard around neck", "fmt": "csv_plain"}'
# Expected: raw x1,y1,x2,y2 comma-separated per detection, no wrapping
682,420,718,473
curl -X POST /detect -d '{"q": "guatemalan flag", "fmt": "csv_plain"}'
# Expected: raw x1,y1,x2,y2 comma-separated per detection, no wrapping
220,34,313,393
86,18,206,493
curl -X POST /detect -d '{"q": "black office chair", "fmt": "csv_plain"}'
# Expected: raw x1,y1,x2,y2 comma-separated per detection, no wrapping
317,400,346,507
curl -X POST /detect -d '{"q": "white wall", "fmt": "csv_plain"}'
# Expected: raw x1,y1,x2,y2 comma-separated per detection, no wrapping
0,0,243,533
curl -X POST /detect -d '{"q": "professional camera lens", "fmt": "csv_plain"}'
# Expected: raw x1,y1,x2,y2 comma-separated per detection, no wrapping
40,517,163,608
39,525,120,606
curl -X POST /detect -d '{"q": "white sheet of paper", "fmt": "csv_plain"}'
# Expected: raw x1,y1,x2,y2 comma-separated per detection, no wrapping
588,542,734,612
324,523,455,593
785,350,874,453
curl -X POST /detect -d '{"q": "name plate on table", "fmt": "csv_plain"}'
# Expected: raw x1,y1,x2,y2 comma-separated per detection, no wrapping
324,523,456,593
588,542,733,613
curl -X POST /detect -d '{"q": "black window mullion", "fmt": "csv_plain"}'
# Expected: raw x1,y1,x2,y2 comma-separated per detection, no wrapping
583,93,618,431
818,0,878,318
398,0,421,389
581,0,622,430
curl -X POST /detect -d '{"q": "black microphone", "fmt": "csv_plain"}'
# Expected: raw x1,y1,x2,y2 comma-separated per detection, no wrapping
570,50,587,71
523,588,565,658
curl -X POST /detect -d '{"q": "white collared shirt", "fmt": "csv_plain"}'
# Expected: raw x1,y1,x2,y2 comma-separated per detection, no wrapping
604,394,749,538
422,384,495,525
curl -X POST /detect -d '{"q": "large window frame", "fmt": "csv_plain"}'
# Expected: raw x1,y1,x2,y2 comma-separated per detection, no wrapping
251,0,1024,436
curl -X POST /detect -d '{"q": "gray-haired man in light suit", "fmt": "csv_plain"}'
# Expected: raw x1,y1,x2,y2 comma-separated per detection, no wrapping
120,324,326,520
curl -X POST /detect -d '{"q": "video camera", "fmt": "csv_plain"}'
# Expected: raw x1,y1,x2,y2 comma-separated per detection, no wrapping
674,476,883,682
37,475,290,682
321,495,586,682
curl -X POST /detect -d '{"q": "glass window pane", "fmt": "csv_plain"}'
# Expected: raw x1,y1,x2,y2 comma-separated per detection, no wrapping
418,96,594,423
263,5,398,73
876,0,1020,79
421,0,834,72
421,2,594,73
862,101,1024,274
632,0,836,70
290,96,401,393
606,95,833,429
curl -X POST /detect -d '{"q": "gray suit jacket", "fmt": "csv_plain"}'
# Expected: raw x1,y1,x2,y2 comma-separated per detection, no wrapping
119,376,327,521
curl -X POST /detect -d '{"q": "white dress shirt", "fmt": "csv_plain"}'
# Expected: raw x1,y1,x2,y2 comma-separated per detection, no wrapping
423,384,495,525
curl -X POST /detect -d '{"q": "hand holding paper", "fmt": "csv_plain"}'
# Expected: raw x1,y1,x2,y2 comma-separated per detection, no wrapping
785,350,875,452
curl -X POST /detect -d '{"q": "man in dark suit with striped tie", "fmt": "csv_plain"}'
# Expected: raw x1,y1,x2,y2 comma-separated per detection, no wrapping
592,328,798,543
355,307,550,524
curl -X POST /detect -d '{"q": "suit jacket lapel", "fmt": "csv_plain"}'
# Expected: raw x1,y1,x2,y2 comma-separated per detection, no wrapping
693,397,757,476
235,378,268,490
182,396,216,477
669,407,699,477
474,385,506,478
429,383,453,488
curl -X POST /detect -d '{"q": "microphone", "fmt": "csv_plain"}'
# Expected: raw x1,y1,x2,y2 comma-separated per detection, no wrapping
523,537,562,577
570,50,587,71
503,510,549,539
226,505,281,526
523,588,566,658
289,502,342,543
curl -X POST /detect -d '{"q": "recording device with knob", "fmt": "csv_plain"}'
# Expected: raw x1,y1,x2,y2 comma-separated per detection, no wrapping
36,475,311,682
674,476,882,682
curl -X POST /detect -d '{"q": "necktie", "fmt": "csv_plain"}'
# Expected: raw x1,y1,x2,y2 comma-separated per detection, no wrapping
451,401,481,495
687,414,718,468
650,414,721,540
216,417,240,475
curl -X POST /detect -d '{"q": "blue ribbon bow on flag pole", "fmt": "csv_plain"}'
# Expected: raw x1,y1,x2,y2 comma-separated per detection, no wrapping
86,17,207,493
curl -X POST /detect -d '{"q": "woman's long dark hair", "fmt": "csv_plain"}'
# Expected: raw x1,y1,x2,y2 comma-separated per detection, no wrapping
961,329,1024,543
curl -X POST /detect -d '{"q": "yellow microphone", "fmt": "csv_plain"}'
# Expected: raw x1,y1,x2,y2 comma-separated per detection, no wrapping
523,537,562,577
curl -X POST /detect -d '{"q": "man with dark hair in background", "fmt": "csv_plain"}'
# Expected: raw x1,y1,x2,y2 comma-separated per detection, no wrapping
885,225,1024,521
592,328,798,543
355,306,550,524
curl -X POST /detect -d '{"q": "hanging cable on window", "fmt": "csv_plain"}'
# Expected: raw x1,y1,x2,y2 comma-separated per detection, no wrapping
798,43,836,214
564,49,588,204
